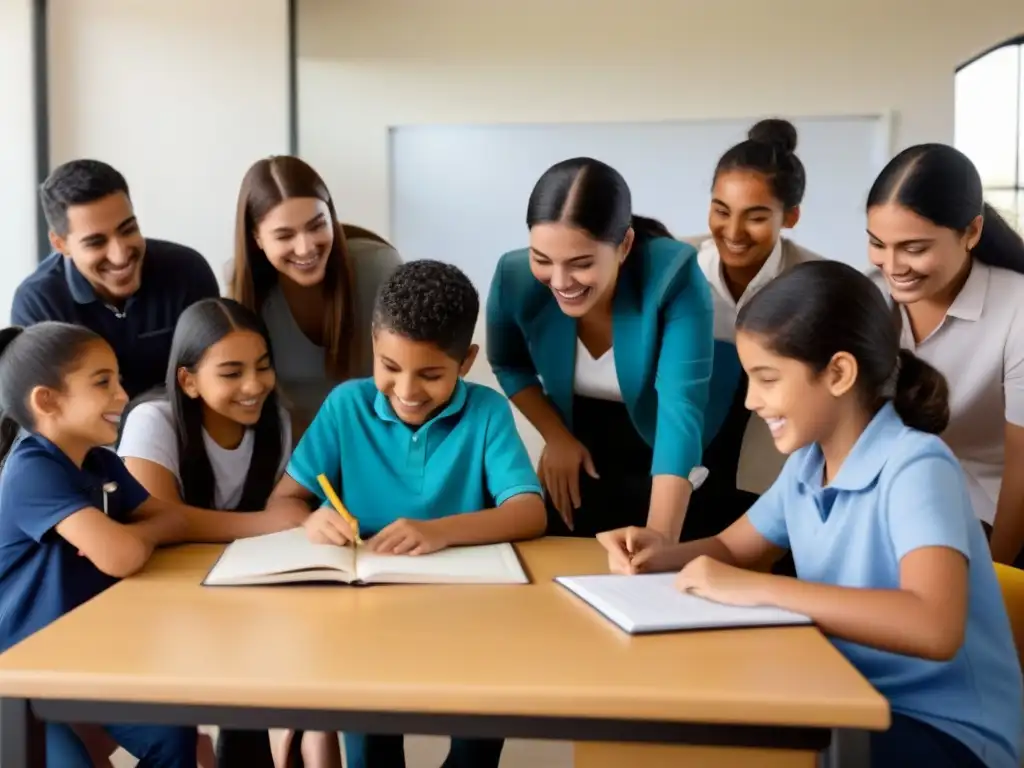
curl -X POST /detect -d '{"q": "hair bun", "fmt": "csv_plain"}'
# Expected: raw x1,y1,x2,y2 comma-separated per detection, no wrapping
748,118,798,154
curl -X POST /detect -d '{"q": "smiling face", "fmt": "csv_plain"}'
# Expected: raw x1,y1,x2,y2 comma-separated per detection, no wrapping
177,330,276,431
50,192,146,304
709,170,799,273
32,339,127,451
253,197,334,287
372,329,477,426
736,330,852,456
867,202,981,305
528,222,632,318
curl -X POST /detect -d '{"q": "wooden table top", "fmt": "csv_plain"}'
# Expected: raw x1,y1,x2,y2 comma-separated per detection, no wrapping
0,537,888,730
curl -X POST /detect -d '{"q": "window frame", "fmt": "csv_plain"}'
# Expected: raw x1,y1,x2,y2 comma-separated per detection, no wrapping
955,35,1024,232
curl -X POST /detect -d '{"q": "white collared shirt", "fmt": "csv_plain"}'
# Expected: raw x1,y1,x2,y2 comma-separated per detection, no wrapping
872,262,1024,523
693,236,820,493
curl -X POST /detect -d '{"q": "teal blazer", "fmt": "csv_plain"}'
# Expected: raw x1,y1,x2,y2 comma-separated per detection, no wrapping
485,237,714,479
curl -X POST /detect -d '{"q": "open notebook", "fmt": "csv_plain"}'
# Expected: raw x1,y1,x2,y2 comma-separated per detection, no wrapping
556,573,812,635
203,528,529,586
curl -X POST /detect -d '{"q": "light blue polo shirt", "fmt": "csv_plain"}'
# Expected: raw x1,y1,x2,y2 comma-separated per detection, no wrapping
747,403,1022,768
287,378,542,535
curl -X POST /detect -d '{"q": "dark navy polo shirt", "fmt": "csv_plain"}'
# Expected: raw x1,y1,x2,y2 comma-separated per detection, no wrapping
11,238,220,398
0,435,149,653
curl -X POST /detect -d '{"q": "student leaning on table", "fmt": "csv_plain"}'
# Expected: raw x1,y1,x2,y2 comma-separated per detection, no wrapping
680,117,821,542
264,259,546,768
230,155,401,443
118,297,306,768
485,157,714,541
864,143,1024,566
0,322,198,768
599,261,1023,768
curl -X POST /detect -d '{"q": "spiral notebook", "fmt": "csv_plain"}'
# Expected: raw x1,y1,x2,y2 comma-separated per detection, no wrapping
203,528,529,586
556,572,812,634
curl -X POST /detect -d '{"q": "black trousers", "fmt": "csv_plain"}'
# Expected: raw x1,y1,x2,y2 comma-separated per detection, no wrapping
215,729,276,768
543,394,761,542
356,734,504,768
544,396,653,537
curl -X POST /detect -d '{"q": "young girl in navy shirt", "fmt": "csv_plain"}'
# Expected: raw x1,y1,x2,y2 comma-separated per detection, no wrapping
0,322,196,767
599,261,1023,767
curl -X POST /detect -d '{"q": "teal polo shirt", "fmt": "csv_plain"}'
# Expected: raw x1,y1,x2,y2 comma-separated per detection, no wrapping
287,378,542,535
748,403,1022,768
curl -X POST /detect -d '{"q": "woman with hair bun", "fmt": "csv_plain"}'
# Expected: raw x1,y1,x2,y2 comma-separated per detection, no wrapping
682,118,822,542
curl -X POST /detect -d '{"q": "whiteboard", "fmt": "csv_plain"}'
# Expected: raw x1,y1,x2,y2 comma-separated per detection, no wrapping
388,115,891,295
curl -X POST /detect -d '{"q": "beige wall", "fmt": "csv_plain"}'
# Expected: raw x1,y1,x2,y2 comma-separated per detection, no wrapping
0,0,39,322
297,0,1024,239
48,0,291,287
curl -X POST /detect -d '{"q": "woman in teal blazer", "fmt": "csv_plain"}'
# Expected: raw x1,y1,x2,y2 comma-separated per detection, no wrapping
486,157,714,541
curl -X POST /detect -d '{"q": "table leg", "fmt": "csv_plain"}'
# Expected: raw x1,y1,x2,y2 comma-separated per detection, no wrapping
0,698,46,768
574,742,818,768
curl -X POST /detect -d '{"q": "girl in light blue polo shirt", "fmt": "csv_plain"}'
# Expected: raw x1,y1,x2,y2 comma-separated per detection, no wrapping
599,260,1023,767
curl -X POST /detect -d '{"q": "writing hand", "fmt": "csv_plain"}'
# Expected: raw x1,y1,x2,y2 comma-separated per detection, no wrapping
303,506,357,546
597,526,667,574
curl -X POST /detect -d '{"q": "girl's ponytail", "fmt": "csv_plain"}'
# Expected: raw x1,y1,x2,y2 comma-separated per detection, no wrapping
892,349,950,435
0,327,26,466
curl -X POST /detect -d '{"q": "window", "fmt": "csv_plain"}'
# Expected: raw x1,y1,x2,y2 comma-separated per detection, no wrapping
955,36,1024,234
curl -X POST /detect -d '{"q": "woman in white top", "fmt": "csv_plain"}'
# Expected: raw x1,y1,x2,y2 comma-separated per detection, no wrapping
230,156,401,441
118,297,307,768
683,119,820,541
866,143,1024,566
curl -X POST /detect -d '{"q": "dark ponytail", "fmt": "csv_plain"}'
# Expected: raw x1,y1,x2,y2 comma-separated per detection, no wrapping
893,349,950,434
0,322,104,465
736,260,951,435
526,157,671,264
867,143,1024,275
713,118,806,209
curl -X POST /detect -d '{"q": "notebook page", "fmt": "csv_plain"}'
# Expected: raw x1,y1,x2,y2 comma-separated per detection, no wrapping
206,527,355,584
356,542,528,584
558,573,811,633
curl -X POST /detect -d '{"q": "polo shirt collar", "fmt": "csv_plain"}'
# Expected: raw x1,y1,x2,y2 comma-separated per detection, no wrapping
373,379,469,430
945,260,988,322
796,402,904,493
698,237,785,309
63,255,101,304
63,253,145,308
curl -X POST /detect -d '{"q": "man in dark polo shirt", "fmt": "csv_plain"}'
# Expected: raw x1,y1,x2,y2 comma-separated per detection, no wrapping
11,159,220,398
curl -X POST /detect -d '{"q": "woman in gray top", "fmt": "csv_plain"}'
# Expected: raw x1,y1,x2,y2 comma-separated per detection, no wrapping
231,156,401,442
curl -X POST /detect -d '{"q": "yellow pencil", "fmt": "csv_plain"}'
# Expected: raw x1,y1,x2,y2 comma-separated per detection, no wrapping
316,474,362,544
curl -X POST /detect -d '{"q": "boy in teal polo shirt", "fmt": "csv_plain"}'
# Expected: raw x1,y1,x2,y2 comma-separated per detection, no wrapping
267,259,546,768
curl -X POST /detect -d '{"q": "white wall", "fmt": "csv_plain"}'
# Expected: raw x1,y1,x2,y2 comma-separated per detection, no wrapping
48,0,292,288
297,0,1024,239
297,0,1024,459
0,0,39,322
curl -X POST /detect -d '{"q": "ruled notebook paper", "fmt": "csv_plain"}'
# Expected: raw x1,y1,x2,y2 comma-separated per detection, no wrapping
557,573,812,634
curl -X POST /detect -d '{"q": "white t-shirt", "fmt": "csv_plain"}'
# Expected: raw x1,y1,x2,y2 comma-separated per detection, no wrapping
118,399,292,510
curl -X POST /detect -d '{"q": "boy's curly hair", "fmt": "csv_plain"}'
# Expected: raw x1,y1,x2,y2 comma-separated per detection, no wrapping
372,260,479,360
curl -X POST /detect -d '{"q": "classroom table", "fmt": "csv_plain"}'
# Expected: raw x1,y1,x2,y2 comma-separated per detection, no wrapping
0,537,888,767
